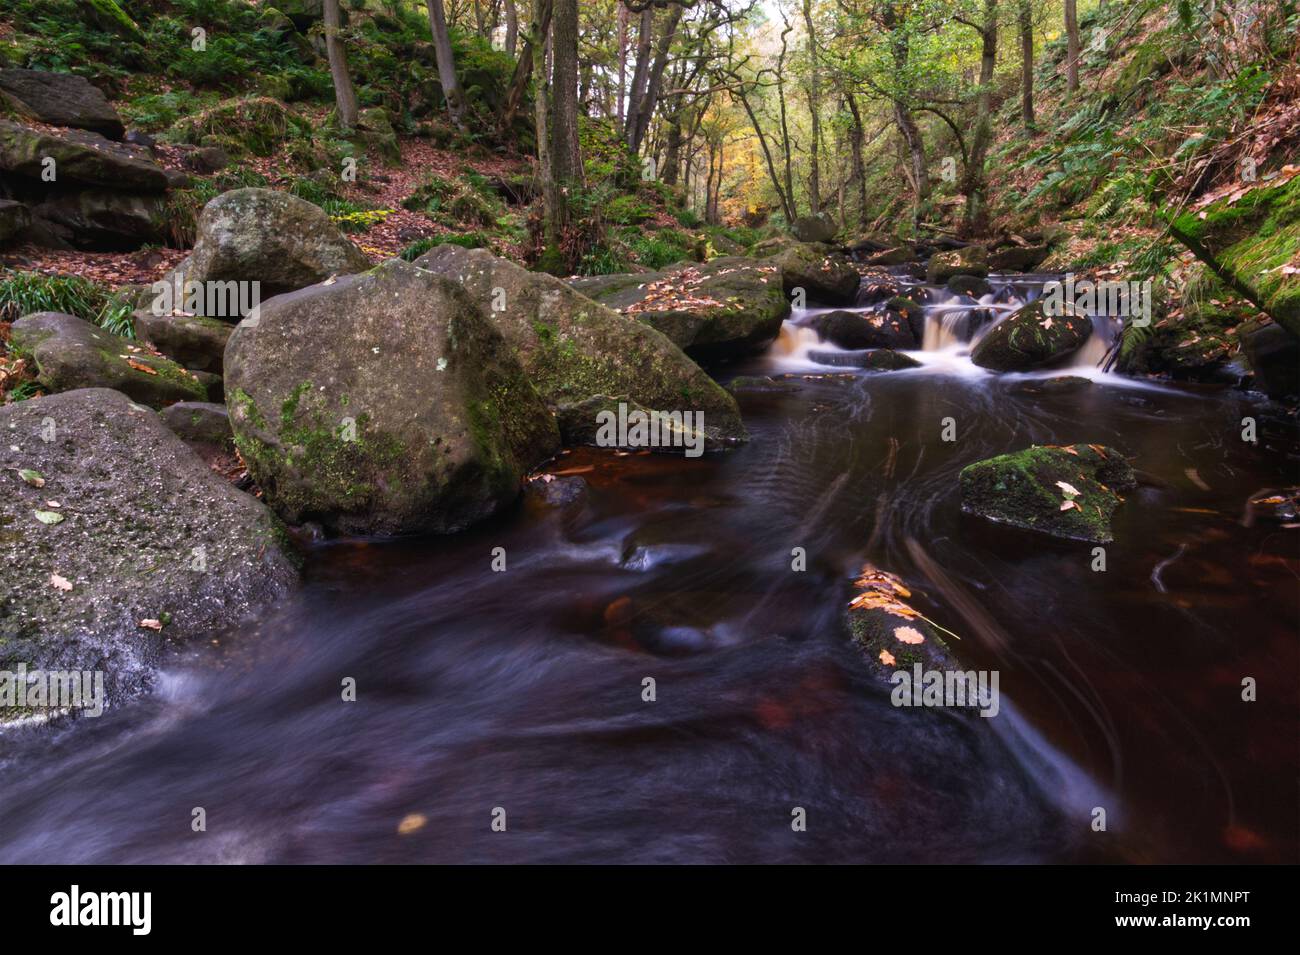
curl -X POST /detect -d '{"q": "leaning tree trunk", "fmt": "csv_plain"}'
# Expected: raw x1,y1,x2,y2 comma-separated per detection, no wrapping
426,0,468,129
324,0,358,129
626,3,683,154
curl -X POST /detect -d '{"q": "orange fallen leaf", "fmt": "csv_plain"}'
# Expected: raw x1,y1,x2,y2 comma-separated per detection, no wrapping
878,649,897,667
127,359,158,375
138,618,163,631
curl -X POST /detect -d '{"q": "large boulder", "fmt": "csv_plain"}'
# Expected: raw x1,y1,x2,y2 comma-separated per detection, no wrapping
927,246,989,284
418,245,747,447
568,255,788,362
1243,323,1300,398
0,69,125,139
791,212,837,243
0,388,298,710
0,120,168,192
183,189,371,306
10,312,214,407
971,298,1093,371
1169,173,1300,339
28,189,167,249
771,242,860,305
960,443,1137,543
224,258,561,536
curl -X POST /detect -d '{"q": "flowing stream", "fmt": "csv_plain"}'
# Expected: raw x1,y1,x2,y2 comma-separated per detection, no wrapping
0,269,1295,863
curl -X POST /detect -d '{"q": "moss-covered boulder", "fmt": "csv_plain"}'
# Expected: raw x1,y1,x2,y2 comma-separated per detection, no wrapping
971,298,1092,371
0,388,297,712
960,444,1136,543
10,312,212,407
791,212,837,243
419,245,748,447
356,106,400,164
0,120,168,192
167,97,293,157
569,255,789,362
845,565,958,681
771,242,860,305
1169,173,1300,339
223,259,560,536
185,188,371,306
927,246,989,284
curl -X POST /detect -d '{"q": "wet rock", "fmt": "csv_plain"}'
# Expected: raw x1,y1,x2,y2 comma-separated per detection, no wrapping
568,255,788,362
988,243,1049,272
184,189,370,305
160,401,234,455
845,565,958,681
0,68,124,139
971,299,1092,372
0,388,298,711
1243,324,1300,398
1007,375,1093,396
224,259,560,536
886,295,927,342
960,443,1137,543
134,309,233,374
864,246,917,266
419,245,747,448
814,307,916,350
524,474,588,507
10,312,212,407
772,242,860,305
726,375,801,394
808,348,921,370
0,121,168,192
946,274,993,298
791,212,837,243
927,245,988,284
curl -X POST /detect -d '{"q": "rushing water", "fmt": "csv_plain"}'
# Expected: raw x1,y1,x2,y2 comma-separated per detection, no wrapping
1,271,1296,864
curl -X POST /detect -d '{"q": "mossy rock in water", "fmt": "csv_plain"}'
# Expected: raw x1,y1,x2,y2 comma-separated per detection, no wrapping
224,259,560,537
813,307,916,350
844,566,958,682
569,255,789,363
416,245,747,448
0,388,298,714
927,245,988,284
960,443,1136,543
771,242,860,305
971,298,1092,371
1169,173,1300,339
10,312,211,407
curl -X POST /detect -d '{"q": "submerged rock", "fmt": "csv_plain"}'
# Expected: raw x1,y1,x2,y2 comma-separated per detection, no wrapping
959,443,1136,543
568,255,788,362
0,388,298,711
726,375,801,394
808,348,921,370
1007,375,1093,396
772,242,860,305
970,299,1092,371
10,312,212,407
418,245,747,448
224,259,560,537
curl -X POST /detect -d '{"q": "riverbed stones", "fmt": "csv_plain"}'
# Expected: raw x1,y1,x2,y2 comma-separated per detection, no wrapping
813,307,917,349
185,188,371,304
567,255,788,362
772,242,860,305
0,388,298,711
959,443,1137,543
418,245,748,447
970,298,1093,371
223,258,560,536
10,312,212,407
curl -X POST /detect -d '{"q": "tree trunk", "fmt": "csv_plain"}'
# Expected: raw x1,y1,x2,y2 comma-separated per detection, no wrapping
550,0,580,189
1065,0,1080,92
625,3,683,153
426,0,468,129
845,93,868,228
960,0,998,238
504,0,518,56
801,0,822,215
324,0,358,128
1019,0,1034,128
616,3,628,126
499,0,552,133
624,7,652,142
